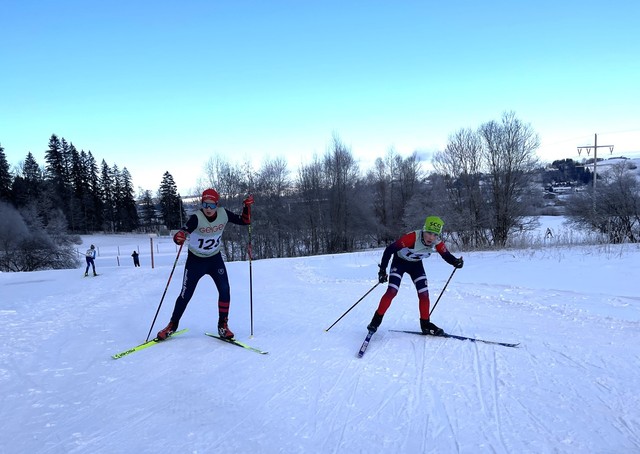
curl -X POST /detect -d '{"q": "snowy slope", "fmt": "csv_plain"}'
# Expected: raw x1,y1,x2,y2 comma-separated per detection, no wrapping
1,222,639,453
590,156,640,183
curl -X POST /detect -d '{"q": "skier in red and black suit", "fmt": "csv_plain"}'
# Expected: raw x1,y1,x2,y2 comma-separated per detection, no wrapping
367,215,463,336
157,188,254,340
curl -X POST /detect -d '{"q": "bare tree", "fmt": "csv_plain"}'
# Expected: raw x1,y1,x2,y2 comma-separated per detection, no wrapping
566,161,640,243
297,156,328,255
433,128,490,247
252,157,294,258
255,157,290,198
0,201,29,271
479,111,540,246
196,155,251,260
431,113,539,247
323,135,360,252
367,149,424,242
0,202,80,271
367,155,393,243
201,155,245,199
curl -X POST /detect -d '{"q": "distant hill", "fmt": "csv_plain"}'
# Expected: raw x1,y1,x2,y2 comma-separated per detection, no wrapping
588,156,640,183
539,156,640,215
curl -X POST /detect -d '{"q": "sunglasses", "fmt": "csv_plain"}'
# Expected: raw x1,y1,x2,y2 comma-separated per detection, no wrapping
202,201,217,209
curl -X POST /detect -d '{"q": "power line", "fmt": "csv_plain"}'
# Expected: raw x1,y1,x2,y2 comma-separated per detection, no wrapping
577,133,614,213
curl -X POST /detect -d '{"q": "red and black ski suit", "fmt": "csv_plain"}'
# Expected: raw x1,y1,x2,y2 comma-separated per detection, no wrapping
375,230,459,320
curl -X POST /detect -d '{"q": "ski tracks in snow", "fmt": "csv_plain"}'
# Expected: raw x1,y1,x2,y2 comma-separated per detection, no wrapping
418,326,513,453
448,283,640,452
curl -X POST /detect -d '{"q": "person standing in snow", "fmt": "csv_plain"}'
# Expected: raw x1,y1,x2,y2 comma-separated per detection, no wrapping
131,251,140,267
157,188,254,341
367,216,463,336
84,244,97,277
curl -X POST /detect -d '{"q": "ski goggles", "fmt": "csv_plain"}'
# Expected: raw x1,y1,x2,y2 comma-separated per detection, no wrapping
202,201,218,209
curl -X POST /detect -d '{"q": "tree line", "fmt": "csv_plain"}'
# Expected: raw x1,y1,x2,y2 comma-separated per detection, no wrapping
0,134,185,270
1,111,639,271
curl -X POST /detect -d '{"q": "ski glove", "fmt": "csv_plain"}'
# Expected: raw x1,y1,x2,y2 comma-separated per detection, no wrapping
453,256,464,269
378,265,388,283
173,230,187,245
242,195,253,224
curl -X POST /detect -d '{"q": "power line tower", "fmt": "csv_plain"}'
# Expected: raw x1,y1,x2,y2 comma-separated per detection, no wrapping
577,133,614,213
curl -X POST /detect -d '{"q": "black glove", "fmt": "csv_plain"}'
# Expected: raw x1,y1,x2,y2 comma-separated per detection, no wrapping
378,265,388,283
453,256,464,269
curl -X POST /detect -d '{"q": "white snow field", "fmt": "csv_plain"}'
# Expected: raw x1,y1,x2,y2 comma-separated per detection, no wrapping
1,217,639,453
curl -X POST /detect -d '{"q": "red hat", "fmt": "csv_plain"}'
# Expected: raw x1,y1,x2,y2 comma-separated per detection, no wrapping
202,188,220,203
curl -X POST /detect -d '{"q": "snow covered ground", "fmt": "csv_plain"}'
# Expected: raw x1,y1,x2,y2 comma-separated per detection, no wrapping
1,217,639,453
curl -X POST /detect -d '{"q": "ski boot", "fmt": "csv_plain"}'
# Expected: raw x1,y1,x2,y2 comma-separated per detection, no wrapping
367,311,384,333
420,318,444,336
157,321,178,340
218,318,234,339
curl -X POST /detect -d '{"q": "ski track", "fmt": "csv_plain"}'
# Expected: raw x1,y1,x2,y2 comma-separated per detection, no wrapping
3,241,640,453
420,339,459,453
327,365,363,453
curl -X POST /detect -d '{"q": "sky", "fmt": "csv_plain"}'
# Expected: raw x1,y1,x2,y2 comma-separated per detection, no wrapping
1,216,640,453
1,1,639,195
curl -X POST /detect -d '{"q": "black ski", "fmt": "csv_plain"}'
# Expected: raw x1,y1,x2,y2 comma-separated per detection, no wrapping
390,329,519,348
357,330,375,357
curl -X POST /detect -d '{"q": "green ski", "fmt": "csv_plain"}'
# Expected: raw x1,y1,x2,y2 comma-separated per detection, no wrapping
112,328,189,359
205,333,269,354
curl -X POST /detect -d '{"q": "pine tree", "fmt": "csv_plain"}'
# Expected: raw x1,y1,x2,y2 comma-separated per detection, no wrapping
44,135,65,190
111,163,123,231
44,134,71,224
23,152,43,189
66,143,84,232
100,159,115,232
117,168,139,231
60,137,72,181
85,151,103,231
0,143,12,203
158,171,184,230
139,190,157,231
12,152,44,207
11,175,29,207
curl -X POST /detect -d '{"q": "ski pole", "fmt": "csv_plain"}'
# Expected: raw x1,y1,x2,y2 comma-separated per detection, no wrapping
429,267,457,316
325,282,380,332
248,223,254,337
145,243,183,342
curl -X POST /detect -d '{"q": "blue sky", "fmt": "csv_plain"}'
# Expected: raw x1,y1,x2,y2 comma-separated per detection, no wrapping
1,0,639,195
